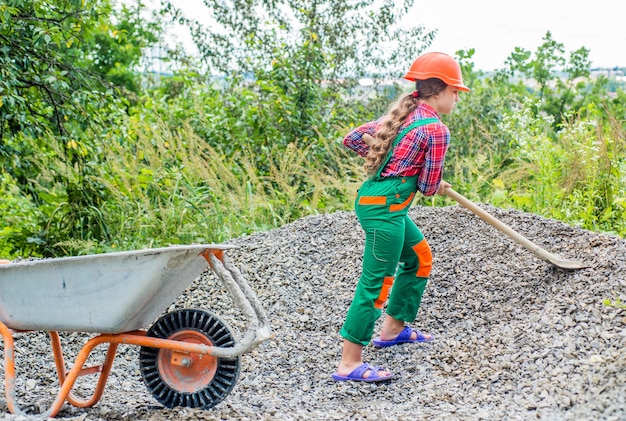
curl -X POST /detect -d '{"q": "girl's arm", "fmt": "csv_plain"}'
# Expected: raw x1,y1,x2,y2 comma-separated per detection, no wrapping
417,126,450,196
342,120,378,157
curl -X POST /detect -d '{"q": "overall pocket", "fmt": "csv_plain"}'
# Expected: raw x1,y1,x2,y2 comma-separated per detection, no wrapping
355,177,417,217
387,177,418,213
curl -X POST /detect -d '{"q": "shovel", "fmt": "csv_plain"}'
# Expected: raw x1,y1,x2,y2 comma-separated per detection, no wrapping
444,187,589,270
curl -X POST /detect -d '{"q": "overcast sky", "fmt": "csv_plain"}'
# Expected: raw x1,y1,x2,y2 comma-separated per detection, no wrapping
158,0,625,71
414,0,625,70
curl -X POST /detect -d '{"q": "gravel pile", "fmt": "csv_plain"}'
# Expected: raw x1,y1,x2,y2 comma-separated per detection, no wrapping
1,204,625,420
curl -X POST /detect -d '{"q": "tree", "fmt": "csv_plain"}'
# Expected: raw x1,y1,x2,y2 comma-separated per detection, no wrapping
0,0,162,147
502,31,600,128
0,0,164,256
165,0,434,80
158,0,436,161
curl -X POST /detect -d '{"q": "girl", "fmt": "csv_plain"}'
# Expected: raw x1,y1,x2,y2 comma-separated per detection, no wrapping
332,52,470,382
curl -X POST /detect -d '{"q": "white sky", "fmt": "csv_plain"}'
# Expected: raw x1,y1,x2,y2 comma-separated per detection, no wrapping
148,0,625,71
414,0,625,70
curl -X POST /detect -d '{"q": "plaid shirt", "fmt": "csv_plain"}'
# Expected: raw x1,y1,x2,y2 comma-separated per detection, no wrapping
343,102,450,196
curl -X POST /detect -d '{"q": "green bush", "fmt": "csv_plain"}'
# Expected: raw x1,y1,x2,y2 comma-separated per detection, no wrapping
0,172,41,257
492,101,626,236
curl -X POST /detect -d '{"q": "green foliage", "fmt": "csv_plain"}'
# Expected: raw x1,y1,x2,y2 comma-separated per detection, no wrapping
166,0,435,79
1,5,626,259
89,1,163,93
2,0,112,141
437,36,626,240
0,172,41,256
603,297,626,310
0,0,161,166
132,64,370,179
502,31,604,128
161,0,435,158
0,130,112,256
0,0,165,256
486,101,626,236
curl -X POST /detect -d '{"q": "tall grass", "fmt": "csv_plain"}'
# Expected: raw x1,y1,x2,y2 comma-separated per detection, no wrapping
0,172,40,257
99,117,362,253
10,131,113,256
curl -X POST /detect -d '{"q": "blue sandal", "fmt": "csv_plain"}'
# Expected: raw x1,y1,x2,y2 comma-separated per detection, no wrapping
372,326,434,348
332,363,394,382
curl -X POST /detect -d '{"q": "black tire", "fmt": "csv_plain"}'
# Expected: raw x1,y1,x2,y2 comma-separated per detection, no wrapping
139,309,241,409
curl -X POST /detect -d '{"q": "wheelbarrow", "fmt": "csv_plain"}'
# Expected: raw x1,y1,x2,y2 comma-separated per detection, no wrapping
0,244,270,418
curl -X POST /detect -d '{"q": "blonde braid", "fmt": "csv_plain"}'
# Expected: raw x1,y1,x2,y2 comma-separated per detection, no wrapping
364,93,418,175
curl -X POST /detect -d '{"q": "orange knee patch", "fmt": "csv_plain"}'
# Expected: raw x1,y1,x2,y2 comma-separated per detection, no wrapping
412,239,432,278
374,276,394,309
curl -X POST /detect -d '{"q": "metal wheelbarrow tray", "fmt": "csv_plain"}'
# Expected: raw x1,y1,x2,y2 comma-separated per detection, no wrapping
0,244,270,418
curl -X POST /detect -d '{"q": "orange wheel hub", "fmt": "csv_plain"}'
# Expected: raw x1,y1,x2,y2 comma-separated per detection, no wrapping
157,330,217,393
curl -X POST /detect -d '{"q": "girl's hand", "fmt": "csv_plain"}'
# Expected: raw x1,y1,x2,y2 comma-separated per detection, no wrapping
437,180,451,196
362,133,375,145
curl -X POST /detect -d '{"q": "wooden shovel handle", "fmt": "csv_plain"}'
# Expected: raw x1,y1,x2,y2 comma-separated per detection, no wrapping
444,187,589,269
444,188,544,253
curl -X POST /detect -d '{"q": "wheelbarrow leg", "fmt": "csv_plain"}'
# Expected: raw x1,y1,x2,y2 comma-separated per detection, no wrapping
0,322,25,417
0,324,120,418
44,333,157,417
49,331,118,408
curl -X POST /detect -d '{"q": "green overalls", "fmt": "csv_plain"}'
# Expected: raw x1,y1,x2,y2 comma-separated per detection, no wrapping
340,118,437,346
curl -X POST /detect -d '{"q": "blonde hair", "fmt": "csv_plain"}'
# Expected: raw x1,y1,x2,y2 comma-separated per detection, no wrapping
364,78,447,176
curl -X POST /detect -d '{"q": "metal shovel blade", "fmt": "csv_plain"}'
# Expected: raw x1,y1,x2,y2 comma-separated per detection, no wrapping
444,188,590,270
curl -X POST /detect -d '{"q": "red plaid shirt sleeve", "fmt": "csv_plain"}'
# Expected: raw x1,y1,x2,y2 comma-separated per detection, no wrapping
342,120,379,157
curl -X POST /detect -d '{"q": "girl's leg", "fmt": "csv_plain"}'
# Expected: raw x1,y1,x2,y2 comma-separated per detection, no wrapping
336,177,417,377
335,340,391,378
338,216,405,375
340,220,405,345
380,215,433,340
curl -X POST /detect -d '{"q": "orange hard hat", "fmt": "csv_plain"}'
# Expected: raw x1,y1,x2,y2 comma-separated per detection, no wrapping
404,52,470,92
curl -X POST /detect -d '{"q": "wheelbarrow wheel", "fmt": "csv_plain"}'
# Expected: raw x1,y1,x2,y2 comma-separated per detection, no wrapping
139,309,241,409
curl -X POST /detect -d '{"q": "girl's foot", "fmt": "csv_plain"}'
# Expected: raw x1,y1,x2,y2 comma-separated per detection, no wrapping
332,363,394,382
372,326,433,348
